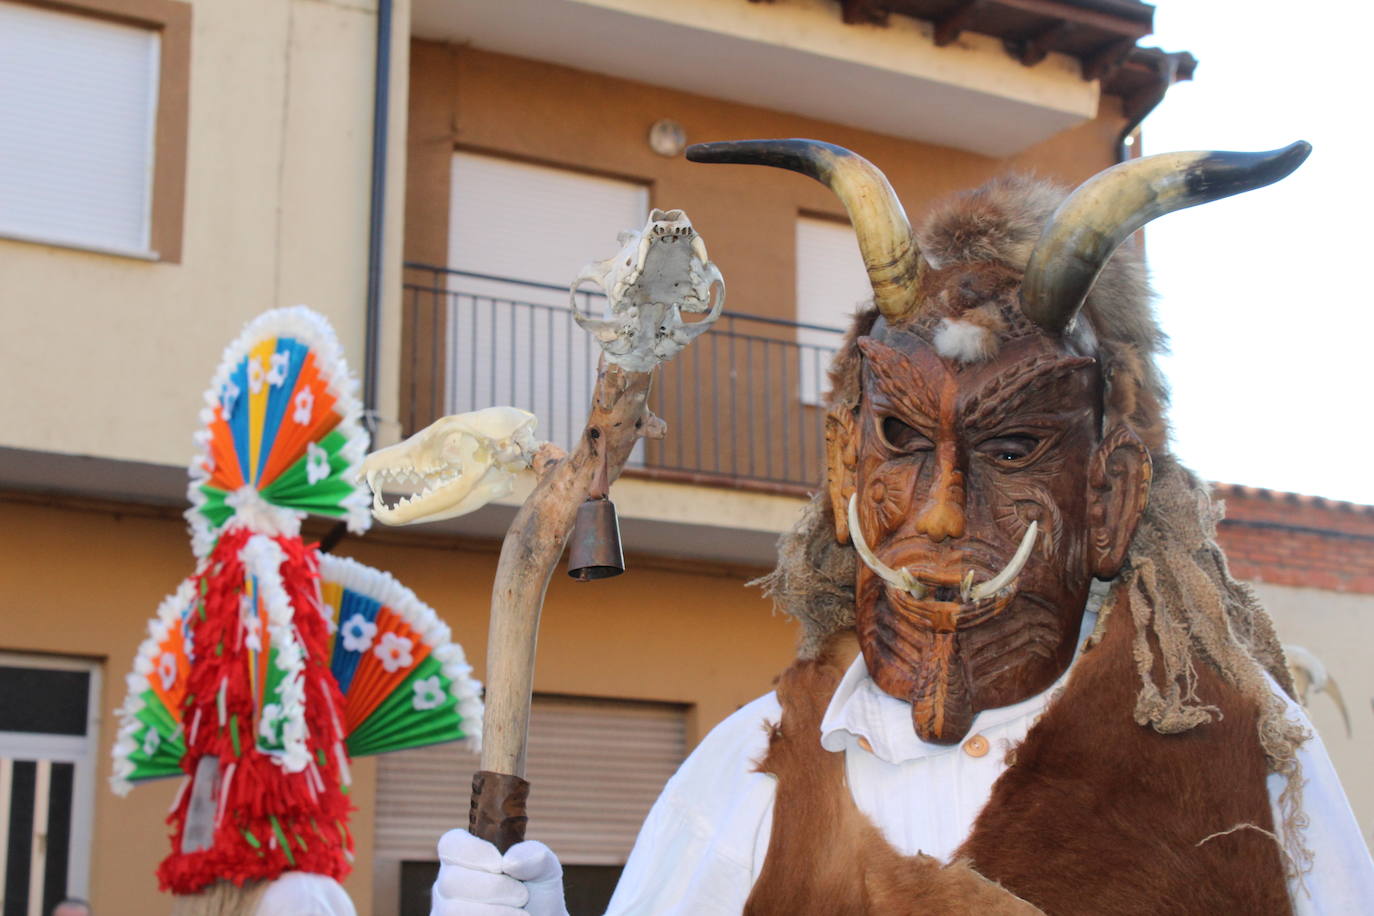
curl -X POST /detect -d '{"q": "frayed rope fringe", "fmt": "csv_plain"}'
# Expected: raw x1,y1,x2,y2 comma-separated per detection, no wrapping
1097,457,1313,884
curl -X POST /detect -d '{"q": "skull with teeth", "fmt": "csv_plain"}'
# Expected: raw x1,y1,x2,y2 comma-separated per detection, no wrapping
570,208,725,372
689,138,1307,745
360,407,541,525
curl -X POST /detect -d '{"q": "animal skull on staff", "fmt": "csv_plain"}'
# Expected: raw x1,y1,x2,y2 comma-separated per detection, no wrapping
361,208,724,851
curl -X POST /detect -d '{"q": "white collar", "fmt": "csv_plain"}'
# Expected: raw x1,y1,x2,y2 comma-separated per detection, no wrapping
820,609,1098,764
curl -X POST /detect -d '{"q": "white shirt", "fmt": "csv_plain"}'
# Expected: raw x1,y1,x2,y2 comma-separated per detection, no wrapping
606,620,1374,915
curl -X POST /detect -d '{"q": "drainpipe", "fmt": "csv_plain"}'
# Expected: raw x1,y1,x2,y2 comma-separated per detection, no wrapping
363,0,393,440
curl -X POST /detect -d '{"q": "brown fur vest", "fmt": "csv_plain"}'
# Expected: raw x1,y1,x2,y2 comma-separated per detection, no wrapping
744,596,1292,915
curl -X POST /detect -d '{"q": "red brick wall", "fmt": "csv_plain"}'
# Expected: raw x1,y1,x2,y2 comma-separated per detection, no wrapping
1211,484,1374,595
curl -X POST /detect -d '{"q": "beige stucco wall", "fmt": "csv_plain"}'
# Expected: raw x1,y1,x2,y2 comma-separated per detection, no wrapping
406,43,1125,331
1255,582,1374,848
0,0,412,465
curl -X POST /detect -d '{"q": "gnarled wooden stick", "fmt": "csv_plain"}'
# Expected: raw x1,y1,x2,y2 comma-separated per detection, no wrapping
470,360,655,851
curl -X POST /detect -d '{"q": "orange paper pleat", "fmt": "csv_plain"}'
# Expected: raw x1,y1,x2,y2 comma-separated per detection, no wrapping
343,608,431,733
147,621,190,722
206,407,246,491
258,354,342,487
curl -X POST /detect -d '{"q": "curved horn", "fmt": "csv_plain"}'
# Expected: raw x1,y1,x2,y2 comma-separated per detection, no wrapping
1021,141,1311,335
686,139,924,321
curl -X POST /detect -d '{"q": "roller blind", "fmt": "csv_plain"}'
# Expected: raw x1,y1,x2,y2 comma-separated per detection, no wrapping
795,216,869,403
446,153,648,457
0,1,160,256
376,695,686,865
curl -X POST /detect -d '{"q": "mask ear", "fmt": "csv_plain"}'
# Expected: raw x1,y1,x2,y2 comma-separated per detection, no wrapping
1087,425,1152,578
825,407,859,544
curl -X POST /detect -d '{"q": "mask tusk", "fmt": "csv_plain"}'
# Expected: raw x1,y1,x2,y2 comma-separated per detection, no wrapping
847,494,928,599
969,521,1038,602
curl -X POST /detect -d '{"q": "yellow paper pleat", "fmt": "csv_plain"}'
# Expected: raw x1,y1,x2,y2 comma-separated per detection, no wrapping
247,337,276,484
320,581,343,662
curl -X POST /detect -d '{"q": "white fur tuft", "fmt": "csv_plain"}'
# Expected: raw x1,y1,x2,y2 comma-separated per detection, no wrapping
933,318,996,364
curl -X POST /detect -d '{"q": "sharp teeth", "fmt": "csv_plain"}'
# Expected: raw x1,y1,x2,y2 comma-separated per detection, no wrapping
969,521,1038,602
847,495,928,599
366,470,378,492
691,236,709,263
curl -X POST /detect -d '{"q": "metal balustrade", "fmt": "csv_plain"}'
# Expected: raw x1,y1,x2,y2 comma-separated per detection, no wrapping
402,264,846,491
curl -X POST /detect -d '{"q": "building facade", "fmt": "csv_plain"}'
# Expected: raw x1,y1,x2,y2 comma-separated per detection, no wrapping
1,1,1366,915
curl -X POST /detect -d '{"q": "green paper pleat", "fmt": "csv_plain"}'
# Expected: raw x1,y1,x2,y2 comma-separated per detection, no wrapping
345,656,468,757
256,646,289,754
270,816,295,866
135,688,180,733
122,689,187,781
259,430,356,516
348,724,469,759
196,485,234,528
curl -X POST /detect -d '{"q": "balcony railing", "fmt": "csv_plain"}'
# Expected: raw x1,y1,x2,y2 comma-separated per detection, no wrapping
402,264,845,491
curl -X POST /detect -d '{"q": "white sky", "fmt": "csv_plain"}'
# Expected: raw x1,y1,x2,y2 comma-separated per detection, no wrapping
1141,2,1374,504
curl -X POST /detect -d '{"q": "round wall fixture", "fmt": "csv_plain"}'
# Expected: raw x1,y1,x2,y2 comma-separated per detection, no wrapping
648,119,687,157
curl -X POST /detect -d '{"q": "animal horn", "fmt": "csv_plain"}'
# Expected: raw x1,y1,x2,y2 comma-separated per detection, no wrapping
686,139,923,321
1021,141,1312,335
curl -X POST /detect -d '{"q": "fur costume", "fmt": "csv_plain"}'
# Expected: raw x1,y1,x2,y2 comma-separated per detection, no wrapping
749,170,1310,905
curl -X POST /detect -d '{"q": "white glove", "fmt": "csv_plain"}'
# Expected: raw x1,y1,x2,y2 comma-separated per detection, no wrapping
431,828,569,916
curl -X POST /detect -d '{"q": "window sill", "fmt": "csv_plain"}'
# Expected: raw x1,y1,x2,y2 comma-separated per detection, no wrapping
0,229,160,262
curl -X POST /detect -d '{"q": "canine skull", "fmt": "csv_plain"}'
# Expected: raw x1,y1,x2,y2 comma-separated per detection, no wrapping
360,407,541,525
570,208,725,372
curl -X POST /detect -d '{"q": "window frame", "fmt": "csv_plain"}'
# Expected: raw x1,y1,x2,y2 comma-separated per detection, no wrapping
2,0,190,262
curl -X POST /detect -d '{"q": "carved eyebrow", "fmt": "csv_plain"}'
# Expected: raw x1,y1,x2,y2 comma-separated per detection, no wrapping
858,338,941,423
963,354,1096,429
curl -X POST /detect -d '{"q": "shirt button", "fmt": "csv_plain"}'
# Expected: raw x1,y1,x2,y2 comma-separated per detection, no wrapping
962,734,989,758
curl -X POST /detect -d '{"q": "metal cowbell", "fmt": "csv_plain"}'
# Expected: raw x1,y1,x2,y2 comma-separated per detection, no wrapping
567,497,625,580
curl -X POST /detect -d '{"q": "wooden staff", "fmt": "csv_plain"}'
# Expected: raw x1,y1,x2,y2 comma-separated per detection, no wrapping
468,360,660,852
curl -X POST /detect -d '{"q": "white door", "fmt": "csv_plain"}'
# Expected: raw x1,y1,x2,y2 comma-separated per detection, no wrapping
0,654,100,916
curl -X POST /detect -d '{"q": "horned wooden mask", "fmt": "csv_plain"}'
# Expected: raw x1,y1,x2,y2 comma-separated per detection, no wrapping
688,138,1308,743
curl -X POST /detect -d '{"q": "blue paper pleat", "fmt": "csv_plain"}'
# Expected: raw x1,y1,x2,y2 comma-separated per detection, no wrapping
228,358,251,484
330,588,383,694
255,337,309,485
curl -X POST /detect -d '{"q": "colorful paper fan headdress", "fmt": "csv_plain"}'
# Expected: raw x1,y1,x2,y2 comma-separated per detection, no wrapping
187,306,372,558
111,307,482,895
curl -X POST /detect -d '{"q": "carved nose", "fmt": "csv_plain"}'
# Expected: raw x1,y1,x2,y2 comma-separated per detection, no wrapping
913,468,966,542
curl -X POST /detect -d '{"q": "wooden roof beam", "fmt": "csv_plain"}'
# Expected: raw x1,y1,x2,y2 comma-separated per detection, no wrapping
1016,20,1076,66
994,0,1151,39
1083,37,1136,81
934,0,987,47
841,0,890,26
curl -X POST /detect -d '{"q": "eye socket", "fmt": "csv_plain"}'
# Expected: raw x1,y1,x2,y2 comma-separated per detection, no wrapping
880,416,934,453
976,434,1041,466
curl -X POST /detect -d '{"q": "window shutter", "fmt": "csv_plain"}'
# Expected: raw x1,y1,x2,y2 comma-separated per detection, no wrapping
0,2,160,256
375,696,686,865
795,217,869,403
446,154,648,456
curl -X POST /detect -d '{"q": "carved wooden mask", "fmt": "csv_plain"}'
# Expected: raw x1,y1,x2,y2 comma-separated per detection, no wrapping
826,265,1151,744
